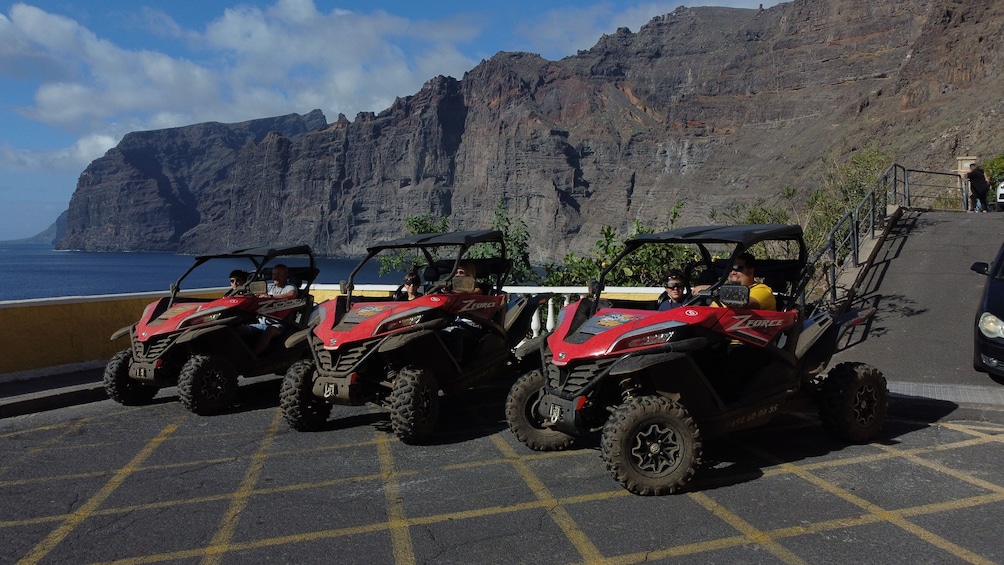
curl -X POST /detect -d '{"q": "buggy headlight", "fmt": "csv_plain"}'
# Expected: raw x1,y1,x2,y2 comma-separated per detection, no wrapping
978,312,1004,339
179,307,227,329
609,321,685,353
376,307,433,334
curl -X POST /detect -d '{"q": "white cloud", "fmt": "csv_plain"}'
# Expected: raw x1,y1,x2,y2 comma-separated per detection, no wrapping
0,0,485,183
0,132,115,174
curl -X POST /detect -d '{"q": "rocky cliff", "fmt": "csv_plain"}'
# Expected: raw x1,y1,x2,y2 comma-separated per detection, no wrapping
57,0,1004,260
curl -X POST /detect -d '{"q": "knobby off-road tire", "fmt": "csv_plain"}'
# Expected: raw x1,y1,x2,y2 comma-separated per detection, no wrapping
177,354,238,415
818,362,888,443
389,366,439,444
601,395,702,496
279,360,331,431
505,370,574,451
103,348,158,405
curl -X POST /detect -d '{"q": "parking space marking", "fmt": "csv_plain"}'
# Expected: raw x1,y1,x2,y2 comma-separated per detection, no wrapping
202,410,282,565
875,442,1004,494
750,445,999,565
16,422,180,565
376,431,417,565
688,491,808,565
5,413,1004,564
490,434,607,564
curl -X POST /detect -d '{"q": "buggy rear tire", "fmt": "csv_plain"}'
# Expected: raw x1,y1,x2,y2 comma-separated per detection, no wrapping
178,354,238,415
389,366,439,444
280,360,331,431
601,396,701,496
505,370,574,451
103,348,158,405
818,362,888,442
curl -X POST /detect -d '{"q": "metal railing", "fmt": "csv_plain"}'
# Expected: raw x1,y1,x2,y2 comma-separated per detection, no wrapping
805,163,963,306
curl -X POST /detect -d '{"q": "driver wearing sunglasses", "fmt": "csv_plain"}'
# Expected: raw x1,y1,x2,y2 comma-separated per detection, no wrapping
725,252,775,310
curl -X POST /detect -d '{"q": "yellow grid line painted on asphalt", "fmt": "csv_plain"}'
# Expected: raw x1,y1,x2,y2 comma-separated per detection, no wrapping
16,422,180,565
375,431,417,565
201,410,282,565
875,442,1004,494
490,434,608,564
0,418,95,478
749,446,999,565
687,491,808,565
80,463,634,564
942,421,1004,440
6,416,1004,564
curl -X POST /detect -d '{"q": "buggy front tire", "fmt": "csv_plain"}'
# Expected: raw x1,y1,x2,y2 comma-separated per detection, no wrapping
178,354,238,415
818,362,888,443
389,366,439,444
601,395,701,496
505,370,574,451
103,348,158,405
280,360,331,431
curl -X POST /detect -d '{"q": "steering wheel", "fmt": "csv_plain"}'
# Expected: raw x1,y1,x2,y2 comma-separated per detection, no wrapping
682,260,717,306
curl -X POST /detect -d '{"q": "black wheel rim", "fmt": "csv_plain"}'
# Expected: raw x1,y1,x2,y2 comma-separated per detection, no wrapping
853,384,879,426
201,366,227,402
630,422,683,476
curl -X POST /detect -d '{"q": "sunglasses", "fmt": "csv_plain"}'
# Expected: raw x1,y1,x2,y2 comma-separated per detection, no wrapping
404,280,418,286
730,264,750,272
230,278,242,284
665,283,685,290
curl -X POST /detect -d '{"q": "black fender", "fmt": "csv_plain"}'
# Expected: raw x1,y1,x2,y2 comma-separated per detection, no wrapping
110,325,134,341
175,319,243,345
504,292,553,349
607,337,709,376
514,333,547,360
284,328,312,349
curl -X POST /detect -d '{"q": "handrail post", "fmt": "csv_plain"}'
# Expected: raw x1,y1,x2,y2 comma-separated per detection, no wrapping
851,209,860,267
828,238,838,304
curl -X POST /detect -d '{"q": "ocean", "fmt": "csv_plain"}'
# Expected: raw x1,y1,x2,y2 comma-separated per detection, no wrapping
0,242,400,302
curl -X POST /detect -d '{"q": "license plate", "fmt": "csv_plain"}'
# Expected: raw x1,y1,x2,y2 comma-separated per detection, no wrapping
548,404,562,424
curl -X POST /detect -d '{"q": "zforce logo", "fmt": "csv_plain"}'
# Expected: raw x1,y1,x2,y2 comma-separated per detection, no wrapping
726,314,784,332
458,299,499,313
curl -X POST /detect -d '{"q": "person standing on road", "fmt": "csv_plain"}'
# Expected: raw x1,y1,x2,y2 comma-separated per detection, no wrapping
966,163,991,213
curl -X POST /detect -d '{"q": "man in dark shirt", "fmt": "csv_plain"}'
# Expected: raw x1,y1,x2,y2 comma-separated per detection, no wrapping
966,163,991,212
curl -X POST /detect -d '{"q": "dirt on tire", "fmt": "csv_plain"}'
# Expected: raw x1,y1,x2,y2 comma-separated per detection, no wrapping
103,348,158,406
280,359,332,431
178,354,239,416
505,370,574,451
601,395,702,496
389,366,440,444
818,361,888,443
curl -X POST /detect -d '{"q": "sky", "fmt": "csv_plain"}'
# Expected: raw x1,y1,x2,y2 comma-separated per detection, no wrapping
0,0,779,241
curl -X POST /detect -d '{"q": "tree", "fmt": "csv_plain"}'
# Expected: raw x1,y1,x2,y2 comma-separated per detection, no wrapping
377,214,451,275
543,219,688,287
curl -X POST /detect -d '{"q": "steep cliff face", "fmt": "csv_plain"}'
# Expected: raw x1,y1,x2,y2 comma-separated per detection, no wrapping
57,0,1004,259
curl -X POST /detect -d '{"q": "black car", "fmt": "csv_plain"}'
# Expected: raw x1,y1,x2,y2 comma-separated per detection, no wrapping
971,241,1004,380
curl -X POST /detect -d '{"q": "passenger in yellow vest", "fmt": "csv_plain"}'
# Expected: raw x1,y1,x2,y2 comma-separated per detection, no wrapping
726,252,775,310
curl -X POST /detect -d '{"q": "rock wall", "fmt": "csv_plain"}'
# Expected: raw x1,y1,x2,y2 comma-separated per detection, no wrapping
58,0,1004,260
